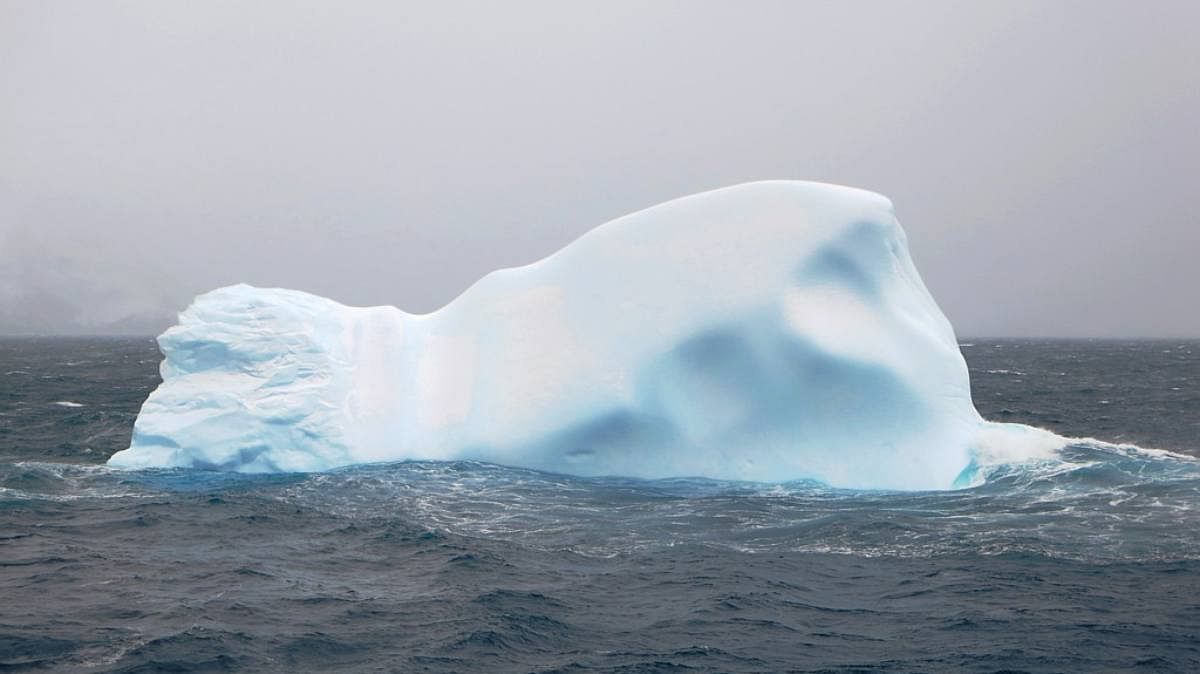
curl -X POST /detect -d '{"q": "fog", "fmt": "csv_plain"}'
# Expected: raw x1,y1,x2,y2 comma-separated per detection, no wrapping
2,1,1197,336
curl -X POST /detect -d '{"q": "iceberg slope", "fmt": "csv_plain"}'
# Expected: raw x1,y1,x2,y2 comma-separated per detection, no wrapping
110,181,986,490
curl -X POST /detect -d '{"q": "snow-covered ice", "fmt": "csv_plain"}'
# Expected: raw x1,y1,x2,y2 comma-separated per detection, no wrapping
108,181,1044,490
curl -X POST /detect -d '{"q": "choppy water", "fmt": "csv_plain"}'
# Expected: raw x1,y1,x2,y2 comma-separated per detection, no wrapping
1,338,1198,672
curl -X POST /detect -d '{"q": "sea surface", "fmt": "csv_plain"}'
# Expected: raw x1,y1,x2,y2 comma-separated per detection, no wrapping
1,338,1198,672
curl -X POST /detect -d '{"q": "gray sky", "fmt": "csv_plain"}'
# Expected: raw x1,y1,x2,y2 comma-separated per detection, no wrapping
1,0,1197,337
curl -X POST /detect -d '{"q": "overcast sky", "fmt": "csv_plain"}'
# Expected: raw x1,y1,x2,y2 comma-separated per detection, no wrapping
1,0,1197,337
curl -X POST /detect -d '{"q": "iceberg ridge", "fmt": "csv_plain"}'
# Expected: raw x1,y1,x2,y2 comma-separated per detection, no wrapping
109,181,1018,490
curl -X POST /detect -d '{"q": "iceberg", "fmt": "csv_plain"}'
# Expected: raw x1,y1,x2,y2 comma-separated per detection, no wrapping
109,181,1012,490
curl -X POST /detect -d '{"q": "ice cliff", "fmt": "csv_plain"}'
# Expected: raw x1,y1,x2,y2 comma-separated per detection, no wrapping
109,181,1014,490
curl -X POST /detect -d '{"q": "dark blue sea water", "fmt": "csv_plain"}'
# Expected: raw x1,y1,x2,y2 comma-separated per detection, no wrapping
2,338,1199,672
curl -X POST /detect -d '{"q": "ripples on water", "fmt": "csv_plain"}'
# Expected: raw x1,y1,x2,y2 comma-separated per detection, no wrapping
1,338,1198,672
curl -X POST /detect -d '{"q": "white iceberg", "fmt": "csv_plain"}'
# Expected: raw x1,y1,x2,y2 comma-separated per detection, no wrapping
109,181,1027,490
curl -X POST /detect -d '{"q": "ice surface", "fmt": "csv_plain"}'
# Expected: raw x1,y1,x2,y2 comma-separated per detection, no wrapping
109,181,1028,490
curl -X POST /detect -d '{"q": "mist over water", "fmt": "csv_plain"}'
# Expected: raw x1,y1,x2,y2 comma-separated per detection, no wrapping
4,2,1200,338
1,338,1199,671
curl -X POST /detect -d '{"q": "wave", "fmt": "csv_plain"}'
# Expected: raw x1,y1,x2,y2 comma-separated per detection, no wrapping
4,432,1198,563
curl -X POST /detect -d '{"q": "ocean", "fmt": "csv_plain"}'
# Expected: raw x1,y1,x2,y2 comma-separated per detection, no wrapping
1,338,1198,672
